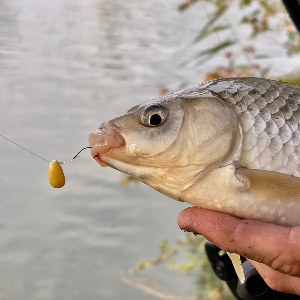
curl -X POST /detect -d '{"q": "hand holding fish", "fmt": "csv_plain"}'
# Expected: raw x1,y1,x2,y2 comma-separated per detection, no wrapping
89,77,300,295
178,206,300,295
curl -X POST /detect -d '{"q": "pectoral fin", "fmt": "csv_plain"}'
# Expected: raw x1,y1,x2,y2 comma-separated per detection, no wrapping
237,168,300,201
226,169,300,282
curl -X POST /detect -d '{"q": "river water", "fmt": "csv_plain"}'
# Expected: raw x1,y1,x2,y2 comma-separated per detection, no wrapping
0,0,299,299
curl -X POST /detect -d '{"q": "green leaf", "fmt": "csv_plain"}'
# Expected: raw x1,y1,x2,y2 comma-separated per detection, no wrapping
196,39,236,57
194,25,230,44
181,39,236,67
193,9,227,44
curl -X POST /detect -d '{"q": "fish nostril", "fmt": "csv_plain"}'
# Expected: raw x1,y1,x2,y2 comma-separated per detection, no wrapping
89,132,104,147
97,136,106,144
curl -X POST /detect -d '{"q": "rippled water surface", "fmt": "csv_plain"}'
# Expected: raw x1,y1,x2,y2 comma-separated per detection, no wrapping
0,0,298,299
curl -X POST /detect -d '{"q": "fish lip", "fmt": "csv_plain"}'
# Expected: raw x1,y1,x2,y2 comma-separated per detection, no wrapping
92,152,109,167
89,122,125,167
92,145,126,168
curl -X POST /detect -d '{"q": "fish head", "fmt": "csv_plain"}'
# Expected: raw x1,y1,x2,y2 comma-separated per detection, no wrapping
89,93,241,200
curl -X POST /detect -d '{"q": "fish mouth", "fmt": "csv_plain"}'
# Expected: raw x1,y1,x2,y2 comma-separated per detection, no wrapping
89,122,125,167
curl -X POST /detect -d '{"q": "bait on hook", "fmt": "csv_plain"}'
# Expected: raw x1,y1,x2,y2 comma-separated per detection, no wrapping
0,134,91,189
48,146,92,188
48,160,66,188
50,146,92,188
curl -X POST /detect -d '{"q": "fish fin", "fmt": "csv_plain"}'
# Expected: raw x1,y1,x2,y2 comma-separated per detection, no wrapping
227,252,245,284
233,171,251,191
237,168,300,200
218,164,251,191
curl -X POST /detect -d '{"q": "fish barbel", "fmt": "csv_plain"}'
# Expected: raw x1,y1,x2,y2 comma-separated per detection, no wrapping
89,77,300,227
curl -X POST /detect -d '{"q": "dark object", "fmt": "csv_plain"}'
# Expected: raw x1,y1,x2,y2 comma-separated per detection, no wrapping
204,241,300,300
282,0,300,33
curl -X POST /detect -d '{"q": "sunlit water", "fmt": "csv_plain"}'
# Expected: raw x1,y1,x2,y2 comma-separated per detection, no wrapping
0,0,298,299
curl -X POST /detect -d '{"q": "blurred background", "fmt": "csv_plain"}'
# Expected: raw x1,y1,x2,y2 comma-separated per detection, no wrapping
0,0,299,299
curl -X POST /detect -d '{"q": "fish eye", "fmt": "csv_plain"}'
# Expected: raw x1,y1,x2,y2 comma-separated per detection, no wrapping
140,105,168,127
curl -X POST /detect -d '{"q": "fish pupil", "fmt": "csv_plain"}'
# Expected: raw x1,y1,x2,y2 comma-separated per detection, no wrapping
150,114,162,126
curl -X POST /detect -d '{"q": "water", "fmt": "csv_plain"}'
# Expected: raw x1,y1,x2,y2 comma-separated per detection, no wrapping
0,0,299,299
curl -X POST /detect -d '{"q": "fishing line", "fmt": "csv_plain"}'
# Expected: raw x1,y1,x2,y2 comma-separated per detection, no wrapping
200,1,252,65
200,1,231,63
0,134,50,163
222,11,252,65
0,134,92,164
1,134,92,189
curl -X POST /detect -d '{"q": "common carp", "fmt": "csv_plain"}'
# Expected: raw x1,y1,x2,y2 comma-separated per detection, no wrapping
89,77,300,228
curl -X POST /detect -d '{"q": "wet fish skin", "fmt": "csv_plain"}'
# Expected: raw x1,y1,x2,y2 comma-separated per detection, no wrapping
89,78,300,227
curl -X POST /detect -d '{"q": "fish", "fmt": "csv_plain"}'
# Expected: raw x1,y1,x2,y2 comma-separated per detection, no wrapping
89,77,300,228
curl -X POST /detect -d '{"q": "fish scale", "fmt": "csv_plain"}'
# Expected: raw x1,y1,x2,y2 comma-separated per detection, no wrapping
178,78,300,177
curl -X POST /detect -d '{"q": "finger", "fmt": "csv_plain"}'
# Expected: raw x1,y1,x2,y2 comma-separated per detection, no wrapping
178,206,300,276
249,259,300,295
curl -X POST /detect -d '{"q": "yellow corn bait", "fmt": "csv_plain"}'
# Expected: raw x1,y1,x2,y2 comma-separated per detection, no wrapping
49,160,65,188
0,135,92,189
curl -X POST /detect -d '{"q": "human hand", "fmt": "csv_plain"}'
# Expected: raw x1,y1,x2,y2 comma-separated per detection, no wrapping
178,206,300,295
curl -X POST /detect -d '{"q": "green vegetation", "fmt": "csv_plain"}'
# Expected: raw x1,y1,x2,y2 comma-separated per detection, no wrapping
179,0,300,82
137,235,235,300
